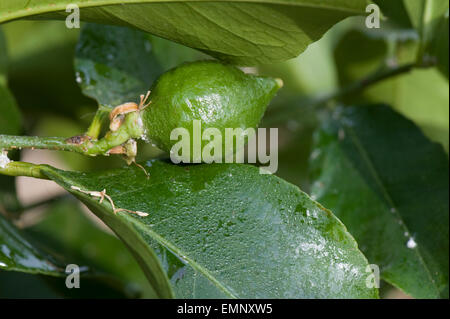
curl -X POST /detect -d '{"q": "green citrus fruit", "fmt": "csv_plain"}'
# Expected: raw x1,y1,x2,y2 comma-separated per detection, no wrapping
140,61,282,162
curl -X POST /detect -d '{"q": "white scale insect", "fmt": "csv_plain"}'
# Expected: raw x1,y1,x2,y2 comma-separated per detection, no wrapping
70,186,149,217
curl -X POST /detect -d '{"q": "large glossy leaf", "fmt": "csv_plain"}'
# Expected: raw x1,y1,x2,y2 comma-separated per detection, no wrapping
0,0,369,65
37,161,378,298
75,23,201,107
310,105,449,298
42,166,175,299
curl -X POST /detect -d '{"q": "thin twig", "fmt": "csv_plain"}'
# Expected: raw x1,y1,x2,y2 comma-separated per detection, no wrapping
316,62,417,105
266,62,429,125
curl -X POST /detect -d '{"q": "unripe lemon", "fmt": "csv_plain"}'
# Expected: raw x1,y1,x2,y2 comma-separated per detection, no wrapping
140,61,282,161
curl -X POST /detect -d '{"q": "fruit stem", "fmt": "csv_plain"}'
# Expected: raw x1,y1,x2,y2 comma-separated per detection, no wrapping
85,106,110,139
0,161,48,179
0,112,144,157
0,135,83,152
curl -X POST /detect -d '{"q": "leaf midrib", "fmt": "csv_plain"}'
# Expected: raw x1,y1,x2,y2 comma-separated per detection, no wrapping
125,215,238,298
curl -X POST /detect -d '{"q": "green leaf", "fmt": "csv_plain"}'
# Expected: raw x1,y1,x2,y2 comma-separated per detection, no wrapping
310,105,449,299
75,23,201,108
373,0,413,28
377,0,449,62
376,68,450,152
0,270,137,298
333,28,449,151
42,166,175,299
430,15,449,78
0,0,369,65
0,214,63,275
375,0,448,37
38,161,378,298
334,29,389,88
0,271,62,298
374,0,449,69
0,212,138,298
26,199,157,297
259,17,341,95
404,0,449,68
403,0,448,43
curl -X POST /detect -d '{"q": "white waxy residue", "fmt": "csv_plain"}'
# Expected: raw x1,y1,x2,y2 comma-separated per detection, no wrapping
0,151,11,168
407,237,417,249
75,72,82,84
